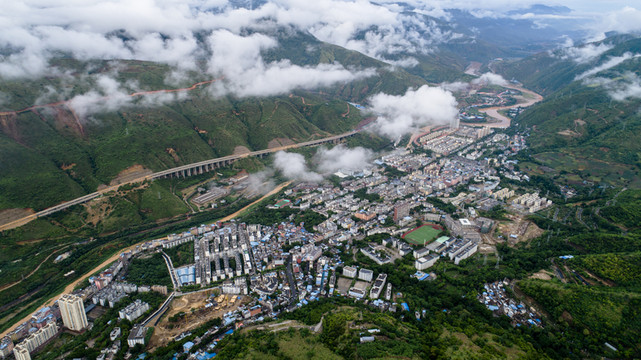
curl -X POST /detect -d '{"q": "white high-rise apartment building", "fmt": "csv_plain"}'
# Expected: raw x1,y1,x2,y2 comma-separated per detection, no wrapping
59,294,88,331
13,345,30,360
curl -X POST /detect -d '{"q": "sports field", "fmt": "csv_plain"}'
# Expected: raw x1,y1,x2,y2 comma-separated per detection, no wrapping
403,224,442,245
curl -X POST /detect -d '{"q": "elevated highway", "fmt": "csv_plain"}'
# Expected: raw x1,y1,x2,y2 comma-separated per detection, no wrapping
0,130,359,231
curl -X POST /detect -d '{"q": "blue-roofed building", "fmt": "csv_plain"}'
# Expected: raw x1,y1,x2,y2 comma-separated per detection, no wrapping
401,303,410,311
184,341,195,352
196,351,217,360
176,265,196,286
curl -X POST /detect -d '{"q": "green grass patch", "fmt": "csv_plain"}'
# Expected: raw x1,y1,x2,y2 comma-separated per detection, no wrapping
403,224,442,246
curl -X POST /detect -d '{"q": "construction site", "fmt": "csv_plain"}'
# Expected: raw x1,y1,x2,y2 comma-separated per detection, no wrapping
148,290,248,349
480,214,544,253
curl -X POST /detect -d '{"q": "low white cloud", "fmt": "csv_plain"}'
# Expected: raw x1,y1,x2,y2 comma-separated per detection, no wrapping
610,79,641,101
245,169,277,195
586,72,641,101
315,145,373,174
0,0,471,80
205,30,375,97
67,76,133,119
268,145,375,183
575,52,641,80
66,75,189,119
368,85,458,139
385,57,420,68
561,43,613,63
594,6,641,38
273,151,323,182
439,81,470,92
472,72,509,86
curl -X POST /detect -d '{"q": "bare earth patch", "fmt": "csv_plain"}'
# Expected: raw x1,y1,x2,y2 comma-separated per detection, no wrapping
83,198,112,226
165,148,180,163
109,164,153,186
497,215,544,246
233,145,251,155
150,292,248,350
268,137,295,149
478,243,496,254
0,208,35,227
557,129,581,137
530,270,553,280
60,163,76,171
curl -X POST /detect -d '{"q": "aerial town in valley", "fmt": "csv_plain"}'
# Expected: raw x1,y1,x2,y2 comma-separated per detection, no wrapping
0,123,556,360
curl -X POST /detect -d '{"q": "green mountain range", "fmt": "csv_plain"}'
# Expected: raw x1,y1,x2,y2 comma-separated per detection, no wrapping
0,30,432,212
497,34,641,187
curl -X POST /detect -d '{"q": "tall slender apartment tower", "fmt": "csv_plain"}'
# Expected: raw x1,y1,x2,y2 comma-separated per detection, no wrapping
58,294,88,331
13,345,31,360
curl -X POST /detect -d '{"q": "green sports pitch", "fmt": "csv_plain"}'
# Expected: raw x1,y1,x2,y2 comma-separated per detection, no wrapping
403,224,443,245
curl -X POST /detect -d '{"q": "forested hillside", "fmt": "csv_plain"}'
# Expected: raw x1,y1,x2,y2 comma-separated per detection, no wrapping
498,35,641,188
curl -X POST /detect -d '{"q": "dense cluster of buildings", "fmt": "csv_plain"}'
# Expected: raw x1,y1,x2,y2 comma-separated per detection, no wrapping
511,193,553,213
478,281,543,327
1,294,88,360
0,123,555,359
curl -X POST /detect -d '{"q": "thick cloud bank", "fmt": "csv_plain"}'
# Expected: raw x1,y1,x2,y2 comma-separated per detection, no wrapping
1,0,639,114
368,85,458,139
274,151,323,182
315,145,373,174
273,145,372,182
472,73,509,86
561,43,614,63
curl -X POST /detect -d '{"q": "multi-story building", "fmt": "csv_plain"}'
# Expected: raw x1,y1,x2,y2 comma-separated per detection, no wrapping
0,337,13,358
358,268,374,282
13,321,58,360
342,266,357,278
59,294,88,331
12,345,29,360
118,300,150,322
415,254,439,270
369,273,387,299
127,325,147,348
393,203,411,223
